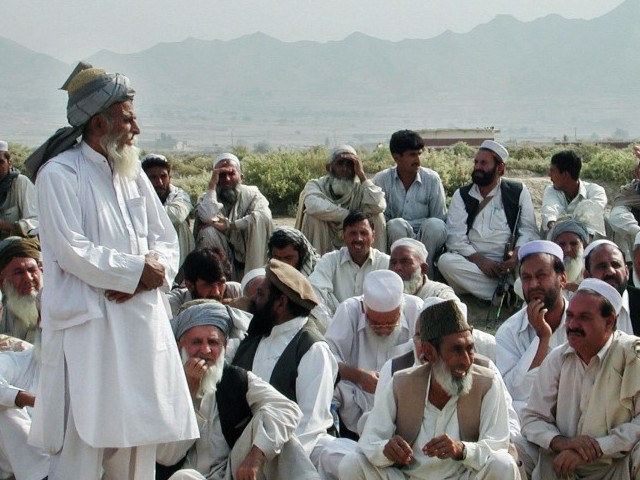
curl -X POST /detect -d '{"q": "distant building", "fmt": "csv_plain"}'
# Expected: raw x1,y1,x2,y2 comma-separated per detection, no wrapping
417,128,498,148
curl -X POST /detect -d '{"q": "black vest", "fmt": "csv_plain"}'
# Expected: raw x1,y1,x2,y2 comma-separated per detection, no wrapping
459,179,523,235
626,286,640,336
232,322,325,402
216,364,252,449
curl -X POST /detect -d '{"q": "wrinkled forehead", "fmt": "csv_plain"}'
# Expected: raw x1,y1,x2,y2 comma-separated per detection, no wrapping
217,159,240,173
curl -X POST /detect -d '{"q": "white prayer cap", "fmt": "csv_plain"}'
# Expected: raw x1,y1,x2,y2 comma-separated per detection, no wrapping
0,141,7,152
576,278,623,315
241,267,266,295
583,239,620,259
390,238,428,263
518,240,563,262
363,270,404,312
480,140,509,163
329,145,357,163
214,153,241,170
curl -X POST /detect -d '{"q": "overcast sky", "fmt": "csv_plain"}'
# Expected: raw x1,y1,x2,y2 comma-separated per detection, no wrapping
2,0,626,63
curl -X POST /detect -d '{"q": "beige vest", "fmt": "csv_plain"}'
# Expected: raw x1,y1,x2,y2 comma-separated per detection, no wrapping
392,362,493,445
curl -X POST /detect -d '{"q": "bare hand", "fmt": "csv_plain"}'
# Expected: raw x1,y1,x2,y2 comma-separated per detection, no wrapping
138,253,165,290
15,391,36,408
236,446,266,480
552,449,588,478
212,217,229,233
527,299,552,339
184,357,207,397
423,434,465,460
209,166,235,190
565,436,602,462
105,290,135,303
499,252,517,275
350,154,366,181
470,255,501,279
383,435,414,465
357,369,379,394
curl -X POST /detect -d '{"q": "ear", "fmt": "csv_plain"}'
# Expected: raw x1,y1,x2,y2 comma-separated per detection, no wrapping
185,280,195,291
420,262,429,276
423,341,438,364
558,271,567,289
391,153,401,164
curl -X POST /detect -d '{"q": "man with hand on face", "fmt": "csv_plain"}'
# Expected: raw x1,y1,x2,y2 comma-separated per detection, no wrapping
439,140,538,302
159,300,319,480
339,299,518,480
496,240,568,416
296,145,387,254
325,269,423,437
142,153,195,267
195,153,273,280
0,141,38,240
25,62,198,479
308,210,389,316
520,279,640,480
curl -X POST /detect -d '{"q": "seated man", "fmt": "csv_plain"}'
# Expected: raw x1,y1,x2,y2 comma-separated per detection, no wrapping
542,150,607,237
373,130,447,275
583,239,637,335
267,227,320,277
296,145,387,254
168,247,242,317
195,153,273,280
339,299,518,479
520,279,640,480
0,141,38,240
0,334,48,480
496,240,568,415
439,140,538,302
609,145,640,259
550,219,589,293
325,270,422,435
159,301,318,480
308,210,389,316
142,153,195,267
0,236,42,343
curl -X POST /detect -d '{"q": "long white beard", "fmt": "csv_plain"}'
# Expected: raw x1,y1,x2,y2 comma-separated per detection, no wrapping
101,134,141,180
403,270,424,295
431,357,472,397
329,176,356,197
563,255,584,283
181,346,225,397
3,280,39,330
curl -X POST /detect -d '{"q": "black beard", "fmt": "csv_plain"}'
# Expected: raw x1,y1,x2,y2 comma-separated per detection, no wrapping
471,165,498,187
247,298,278,337
217,185,239,206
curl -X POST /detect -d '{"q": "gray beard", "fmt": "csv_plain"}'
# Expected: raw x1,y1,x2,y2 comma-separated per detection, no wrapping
431,357,472,397
329,176,356,198
3,280,39,330
564,255,584,283
100,134,141,180
403,270,424,295
181,346,225,397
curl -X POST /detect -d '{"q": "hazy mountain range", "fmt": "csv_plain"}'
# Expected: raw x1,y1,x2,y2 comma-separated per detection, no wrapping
2,0,640,148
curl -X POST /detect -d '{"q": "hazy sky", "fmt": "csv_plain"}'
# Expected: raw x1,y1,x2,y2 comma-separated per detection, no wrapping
2,0,626,63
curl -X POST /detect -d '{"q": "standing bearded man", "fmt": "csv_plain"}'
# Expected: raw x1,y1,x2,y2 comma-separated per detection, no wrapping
24,63,198,479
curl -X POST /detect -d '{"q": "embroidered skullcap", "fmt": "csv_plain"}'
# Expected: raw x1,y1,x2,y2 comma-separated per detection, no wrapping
480,140,509,163
172,300,234,341
583,239,621,259
390,238,428,263
141,153,169,171
0,236,41,273
518,240,563,262
363,270,404,313
241,268,266,296
419,298,471,343
0,141,7,152
551,219,589,245
576,278,623,315
266,259,318,311
214,153,241,171
329,145,357,163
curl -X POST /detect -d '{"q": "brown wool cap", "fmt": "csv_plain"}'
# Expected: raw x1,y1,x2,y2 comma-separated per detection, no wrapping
419,299,471,343
0,236,41,273
266,259,319,311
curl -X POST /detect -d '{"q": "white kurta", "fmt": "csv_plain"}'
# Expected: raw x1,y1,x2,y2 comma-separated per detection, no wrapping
326,294,422,432
32,142,198,450
308,247,389,316
0,174,39,239
164,184,195,267
541,180,607,230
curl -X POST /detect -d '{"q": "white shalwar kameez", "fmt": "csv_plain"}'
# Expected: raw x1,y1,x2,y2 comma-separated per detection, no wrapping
31,142,198,479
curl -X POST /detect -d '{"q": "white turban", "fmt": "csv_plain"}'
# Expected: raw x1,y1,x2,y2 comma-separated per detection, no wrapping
390,238,428,263
480,140,509,163
329,145,357,163
241,268,266,295
214,153,241,171
363,270,404,312
583,239,620,259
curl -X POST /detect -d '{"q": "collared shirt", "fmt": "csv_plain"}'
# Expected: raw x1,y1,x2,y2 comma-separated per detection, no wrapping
359,366,511,479
446,179,538,261
250,316,338,455
308,247,389,314
373,166,447,231
541,180,607,228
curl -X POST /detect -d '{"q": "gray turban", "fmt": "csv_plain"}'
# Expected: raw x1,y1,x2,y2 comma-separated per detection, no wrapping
25,62,136,179
551,219,588,244
172,300,234,341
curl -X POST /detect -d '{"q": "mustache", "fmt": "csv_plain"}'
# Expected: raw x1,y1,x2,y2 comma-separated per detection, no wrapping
567,328,585,337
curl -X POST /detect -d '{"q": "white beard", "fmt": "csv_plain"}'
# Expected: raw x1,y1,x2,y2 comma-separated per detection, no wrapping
329,176,356,197
101,134,141,180
563,255,584,283
431,357,472,397
403,270,424,295
3,280,39,331
181,346,225,397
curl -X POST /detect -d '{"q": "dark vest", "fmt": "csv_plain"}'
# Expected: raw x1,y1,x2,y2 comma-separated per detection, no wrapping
627,286,640,336
232,322,325,402
216,364,252,449
459,179,523,235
